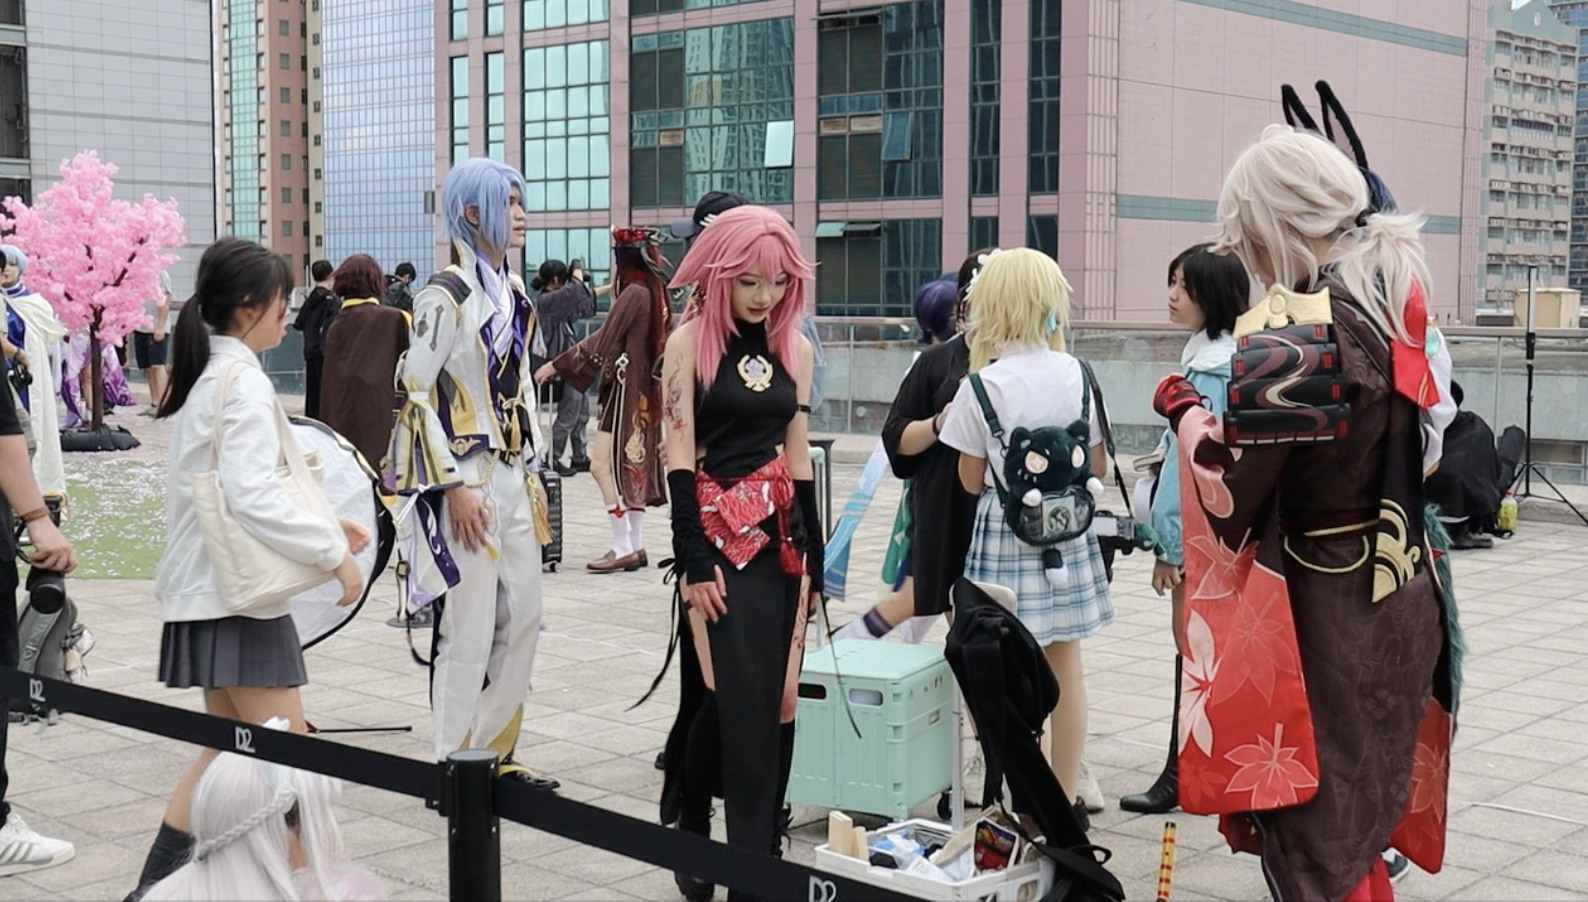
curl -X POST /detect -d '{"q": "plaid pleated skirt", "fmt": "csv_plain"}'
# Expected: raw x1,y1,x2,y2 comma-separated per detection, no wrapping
963,490,1114,645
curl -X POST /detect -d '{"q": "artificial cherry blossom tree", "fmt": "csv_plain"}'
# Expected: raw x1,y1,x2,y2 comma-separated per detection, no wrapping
0,151,185,432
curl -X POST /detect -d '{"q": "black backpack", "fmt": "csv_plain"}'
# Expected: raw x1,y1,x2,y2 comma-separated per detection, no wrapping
945,578,1125,902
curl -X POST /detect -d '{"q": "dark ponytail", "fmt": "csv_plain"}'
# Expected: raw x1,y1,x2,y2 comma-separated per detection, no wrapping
156,237,294,418
530,258,568,292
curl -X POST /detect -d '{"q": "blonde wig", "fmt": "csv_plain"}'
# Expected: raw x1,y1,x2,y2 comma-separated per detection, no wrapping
963,247,1072,372
1213,124,1431,345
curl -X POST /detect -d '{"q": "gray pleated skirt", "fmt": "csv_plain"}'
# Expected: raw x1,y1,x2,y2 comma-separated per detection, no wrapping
159,615,308,690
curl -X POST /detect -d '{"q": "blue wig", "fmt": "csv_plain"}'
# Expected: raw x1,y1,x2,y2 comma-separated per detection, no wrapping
0,245,24,273
914,278,958,345
442,158,527,253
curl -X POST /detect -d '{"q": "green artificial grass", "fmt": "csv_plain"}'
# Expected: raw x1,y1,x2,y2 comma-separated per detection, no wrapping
60,455,167,580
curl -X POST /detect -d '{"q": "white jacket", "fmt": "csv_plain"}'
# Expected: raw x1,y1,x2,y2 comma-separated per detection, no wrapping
3,290,66,496
155,335,348,622
389,240,543,493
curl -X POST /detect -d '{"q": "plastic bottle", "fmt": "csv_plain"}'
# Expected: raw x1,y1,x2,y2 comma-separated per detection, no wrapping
1498,492,1519,533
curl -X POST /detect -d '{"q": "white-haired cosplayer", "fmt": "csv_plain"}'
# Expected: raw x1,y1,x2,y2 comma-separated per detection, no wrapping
143,752,383,901
0,245,67,502
386,157,557,788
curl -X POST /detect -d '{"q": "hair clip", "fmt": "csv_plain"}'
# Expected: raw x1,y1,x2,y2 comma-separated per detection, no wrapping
964,248,1004,302
612,226,661,246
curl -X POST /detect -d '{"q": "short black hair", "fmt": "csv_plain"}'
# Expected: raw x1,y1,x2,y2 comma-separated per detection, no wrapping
531,259,569,292
310,259,333,282
395,261,417,279
1167,243,1250,339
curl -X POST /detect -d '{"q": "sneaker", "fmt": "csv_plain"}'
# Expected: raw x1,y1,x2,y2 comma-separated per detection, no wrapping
385,607,435,629
1077,760,1105,813
1382,848,1410,885
0,813,74,876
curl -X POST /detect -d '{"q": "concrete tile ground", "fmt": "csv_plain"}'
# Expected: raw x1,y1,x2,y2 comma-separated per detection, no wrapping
2,404,1587,900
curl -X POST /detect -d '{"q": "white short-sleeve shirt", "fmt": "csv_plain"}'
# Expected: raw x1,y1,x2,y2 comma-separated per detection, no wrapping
939,344,1104,490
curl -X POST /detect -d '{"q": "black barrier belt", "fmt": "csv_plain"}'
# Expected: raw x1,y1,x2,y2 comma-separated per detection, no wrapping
493,783,919,902
0,669,438,802
2,669,918,902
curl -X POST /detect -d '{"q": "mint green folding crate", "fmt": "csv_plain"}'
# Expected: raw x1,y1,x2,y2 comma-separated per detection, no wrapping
789,638,955,819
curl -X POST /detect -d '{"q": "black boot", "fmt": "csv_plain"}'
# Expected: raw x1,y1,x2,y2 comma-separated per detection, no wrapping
674,802,715,902
1120,654,1180,814
124,821,194,902
673,694,719,902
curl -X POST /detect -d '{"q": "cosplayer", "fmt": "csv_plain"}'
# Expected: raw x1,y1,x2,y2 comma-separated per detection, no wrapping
319,254,409,469
0,245,67,501
1119,244,1249,815
388,157,556,789
837,257,984,643
939,248,1113,827
1153,122,1454,900
144,748,384,901
536,230,669,572
660,205,821,901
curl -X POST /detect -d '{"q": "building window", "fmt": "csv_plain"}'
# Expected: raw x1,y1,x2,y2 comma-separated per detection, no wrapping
313,134,321,147
1028,0,1060,193
282,154,292,170
451,56,470,164
817,2,944,201
0,41,26,158
1026,214,1058,259
451,0,467,40
283,221,293,237
486,52,506,162
969,216,998,254
278,18,289,34
281,187,293,204
524,40,611,212
487,0,504,35
525,229,613,302
279,52,290,70
631,21,797,208
970,0,1000,196
816,219,941,317
280,87,291,103
524,0,610,31
280,119,292,137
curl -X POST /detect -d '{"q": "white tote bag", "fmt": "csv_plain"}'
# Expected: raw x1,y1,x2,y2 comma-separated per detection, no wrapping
192,360,339,614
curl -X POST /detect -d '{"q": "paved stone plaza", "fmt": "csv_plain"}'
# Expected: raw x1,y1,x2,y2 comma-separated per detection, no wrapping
1,404,1586,900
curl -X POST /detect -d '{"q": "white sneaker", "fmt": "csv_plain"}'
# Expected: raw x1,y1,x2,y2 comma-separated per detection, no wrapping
1077,760,1105,813
0,813,74,875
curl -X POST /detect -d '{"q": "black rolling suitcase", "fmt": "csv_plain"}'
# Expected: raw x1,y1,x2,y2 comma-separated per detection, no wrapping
538,469,563,571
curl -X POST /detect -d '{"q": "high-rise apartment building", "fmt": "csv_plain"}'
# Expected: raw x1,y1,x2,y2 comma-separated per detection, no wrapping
1548,0,1588,292
215,0,312,273
309,0,436,277
440,0,1490,321
1483,0,1577,310
8,0,215,290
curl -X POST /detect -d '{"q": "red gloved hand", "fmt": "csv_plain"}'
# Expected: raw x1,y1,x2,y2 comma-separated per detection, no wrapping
1153,374,1202,430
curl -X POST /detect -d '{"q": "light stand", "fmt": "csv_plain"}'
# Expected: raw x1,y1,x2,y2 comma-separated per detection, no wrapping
1514,265,1588,527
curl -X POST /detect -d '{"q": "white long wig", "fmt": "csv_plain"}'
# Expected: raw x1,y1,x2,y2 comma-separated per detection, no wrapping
143,754,351,901
1213,124,1432,345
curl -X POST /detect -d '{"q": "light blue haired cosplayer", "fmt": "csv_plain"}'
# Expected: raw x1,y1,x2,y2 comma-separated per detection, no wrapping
1,244,26,273
442,158,528,253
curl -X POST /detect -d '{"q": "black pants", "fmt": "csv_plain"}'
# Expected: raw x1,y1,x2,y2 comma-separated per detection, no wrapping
705,548,798,860
0,558,18,820
304,355,324,420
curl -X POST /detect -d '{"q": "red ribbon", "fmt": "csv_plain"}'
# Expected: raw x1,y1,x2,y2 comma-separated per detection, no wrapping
697,457,802,575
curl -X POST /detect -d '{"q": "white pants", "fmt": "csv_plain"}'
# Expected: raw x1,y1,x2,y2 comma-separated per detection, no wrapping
431,454,544,761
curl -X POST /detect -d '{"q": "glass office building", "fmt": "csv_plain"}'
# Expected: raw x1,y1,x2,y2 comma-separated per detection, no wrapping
441,1,1487,320
315,0,435,277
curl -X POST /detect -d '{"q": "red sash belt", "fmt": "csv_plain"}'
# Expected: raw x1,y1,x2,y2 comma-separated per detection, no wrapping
697,457,802,575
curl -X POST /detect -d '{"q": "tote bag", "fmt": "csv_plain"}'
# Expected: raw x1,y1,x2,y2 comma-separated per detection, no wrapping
192,360,338,614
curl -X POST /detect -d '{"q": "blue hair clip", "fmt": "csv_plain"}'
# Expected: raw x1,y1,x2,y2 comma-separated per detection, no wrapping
1046,311,1059,337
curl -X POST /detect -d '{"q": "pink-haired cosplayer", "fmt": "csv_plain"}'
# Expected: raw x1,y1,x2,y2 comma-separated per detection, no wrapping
658,205,821,897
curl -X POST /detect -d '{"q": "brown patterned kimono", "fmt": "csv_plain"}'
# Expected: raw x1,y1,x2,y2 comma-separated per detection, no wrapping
550,283,666,508
1175,282,1449,902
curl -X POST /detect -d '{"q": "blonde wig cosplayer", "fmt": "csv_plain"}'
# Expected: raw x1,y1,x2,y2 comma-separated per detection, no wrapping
1213,124,1432,345
964,247,1072,373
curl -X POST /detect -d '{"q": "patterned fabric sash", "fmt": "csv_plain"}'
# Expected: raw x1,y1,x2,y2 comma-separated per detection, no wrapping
696,456,801,575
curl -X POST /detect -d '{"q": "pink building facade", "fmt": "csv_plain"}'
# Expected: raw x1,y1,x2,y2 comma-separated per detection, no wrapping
438,0,1489,322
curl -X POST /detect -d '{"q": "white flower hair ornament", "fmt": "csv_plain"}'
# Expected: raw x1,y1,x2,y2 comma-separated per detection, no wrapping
963,248,1004,304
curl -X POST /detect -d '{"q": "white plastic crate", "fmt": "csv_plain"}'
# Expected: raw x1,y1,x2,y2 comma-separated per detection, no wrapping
812,819,1054,902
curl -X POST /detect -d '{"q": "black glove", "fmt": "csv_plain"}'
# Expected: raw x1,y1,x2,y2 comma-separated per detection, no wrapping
667,469,717,585
794,479,824,598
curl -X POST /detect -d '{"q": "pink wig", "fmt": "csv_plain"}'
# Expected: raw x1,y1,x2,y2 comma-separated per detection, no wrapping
669,205,814,390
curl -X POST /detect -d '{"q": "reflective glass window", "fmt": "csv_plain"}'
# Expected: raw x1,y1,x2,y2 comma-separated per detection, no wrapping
523,41,610,212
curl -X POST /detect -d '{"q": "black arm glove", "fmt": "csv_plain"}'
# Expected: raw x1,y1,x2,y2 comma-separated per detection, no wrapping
794,479,824,597
667,469,717,585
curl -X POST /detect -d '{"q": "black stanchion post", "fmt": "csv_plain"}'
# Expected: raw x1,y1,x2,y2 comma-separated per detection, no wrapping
445,749,501,902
